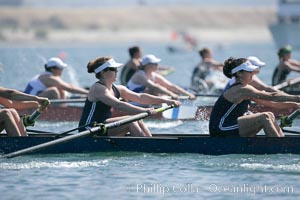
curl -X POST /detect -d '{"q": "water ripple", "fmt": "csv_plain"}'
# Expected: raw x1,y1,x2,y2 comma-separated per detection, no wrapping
0,159,111,170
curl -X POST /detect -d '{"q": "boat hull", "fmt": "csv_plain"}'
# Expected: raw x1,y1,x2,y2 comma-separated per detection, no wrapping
1,134,300,155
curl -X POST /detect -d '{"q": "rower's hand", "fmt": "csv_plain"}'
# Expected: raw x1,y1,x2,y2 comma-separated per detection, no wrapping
146,108,157,115
37,97,50,111
170,100,181,108
170,93,179,100
188,93,196,100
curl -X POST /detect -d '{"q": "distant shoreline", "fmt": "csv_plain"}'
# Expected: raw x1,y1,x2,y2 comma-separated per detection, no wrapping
0,6,276,44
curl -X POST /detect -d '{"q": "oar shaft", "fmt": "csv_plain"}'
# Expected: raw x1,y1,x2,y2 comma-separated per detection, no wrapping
194,94,219,97
286,109,300,122
50,99,86,104
280,109,300,128
273,77,300,90
28,109,41,122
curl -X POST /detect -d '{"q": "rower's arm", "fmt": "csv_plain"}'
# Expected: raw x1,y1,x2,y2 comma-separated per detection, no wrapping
0,96,39,109
146,79,179,99
153,73,195,99
252,98,299,110
117,85,178,106
0,87,39,102
289,59,300,67
285,61,300,72
91,84,149,114
242,85,300,102
48,77,89,95
251,76,280,92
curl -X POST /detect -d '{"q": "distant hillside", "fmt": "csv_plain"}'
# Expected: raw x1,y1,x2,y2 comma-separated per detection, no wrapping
0,6,276,43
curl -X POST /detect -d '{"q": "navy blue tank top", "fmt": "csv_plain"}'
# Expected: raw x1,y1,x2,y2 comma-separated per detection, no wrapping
209,88,251,136
78,83,120,131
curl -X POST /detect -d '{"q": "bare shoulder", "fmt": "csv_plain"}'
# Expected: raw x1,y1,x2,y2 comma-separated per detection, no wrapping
90,82,105,92
115,84,127,92
239,84,257,93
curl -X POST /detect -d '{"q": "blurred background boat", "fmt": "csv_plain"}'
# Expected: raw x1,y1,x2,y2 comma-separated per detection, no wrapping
270,0,300,49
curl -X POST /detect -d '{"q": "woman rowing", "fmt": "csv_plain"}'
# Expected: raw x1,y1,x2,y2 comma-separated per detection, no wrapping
0,87,49,136
209,57,300,137
78,56,180,137
127,54,196,100
24,57,88,100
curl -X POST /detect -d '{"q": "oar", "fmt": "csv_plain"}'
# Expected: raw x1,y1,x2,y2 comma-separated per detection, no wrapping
23,100,50,127
2,105,175,158
273,77,300,90
280,109,300,128
165,94,219,100
50,98,86,104
194,94,219,98
282,129,300,134
54,122,98,138
26,122,97,136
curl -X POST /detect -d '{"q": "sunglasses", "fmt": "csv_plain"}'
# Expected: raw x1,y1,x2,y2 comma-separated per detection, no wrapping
104,67,118,72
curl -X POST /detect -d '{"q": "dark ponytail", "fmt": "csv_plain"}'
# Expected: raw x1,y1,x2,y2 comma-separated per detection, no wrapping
223,57,247,78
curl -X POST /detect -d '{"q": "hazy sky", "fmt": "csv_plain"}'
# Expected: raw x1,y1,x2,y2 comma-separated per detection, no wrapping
22,0,277,8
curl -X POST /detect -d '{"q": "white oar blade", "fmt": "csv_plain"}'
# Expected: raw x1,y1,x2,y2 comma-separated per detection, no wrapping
162,104,197,120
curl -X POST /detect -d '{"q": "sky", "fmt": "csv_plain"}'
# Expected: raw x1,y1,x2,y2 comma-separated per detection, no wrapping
21,0,277,8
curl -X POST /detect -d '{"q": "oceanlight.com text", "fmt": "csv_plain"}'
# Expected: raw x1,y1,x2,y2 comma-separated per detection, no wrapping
209,183,294,195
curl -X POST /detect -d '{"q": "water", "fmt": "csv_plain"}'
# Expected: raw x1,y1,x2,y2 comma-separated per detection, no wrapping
1,40,300,199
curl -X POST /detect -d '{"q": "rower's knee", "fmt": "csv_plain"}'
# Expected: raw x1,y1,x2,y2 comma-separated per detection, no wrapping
8,108,18,116
0,109,13,118
42,87,60,99
261,112,275,124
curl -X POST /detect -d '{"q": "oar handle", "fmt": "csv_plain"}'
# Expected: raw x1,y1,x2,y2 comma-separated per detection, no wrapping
155,104,174,113
23,100,49,127
280,109,300,128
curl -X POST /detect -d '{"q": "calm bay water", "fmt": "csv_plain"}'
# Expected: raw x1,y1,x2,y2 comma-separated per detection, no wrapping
0,40,300,199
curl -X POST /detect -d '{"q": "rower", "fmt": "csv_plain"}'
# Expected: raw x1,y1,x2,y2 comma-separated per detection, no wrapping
209,57,300,137
78,56,180,137
127,54,196,100
0,87,49,136
120,46,142,86
191,47,225,93
272,45,300,86
24,57,88,100
120,46,175,86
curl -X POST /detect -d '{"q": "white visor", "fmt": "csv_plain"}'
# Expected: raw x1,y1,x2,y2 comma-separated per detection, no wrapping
94,58,123,74
247,56,266,68
231,61,259,74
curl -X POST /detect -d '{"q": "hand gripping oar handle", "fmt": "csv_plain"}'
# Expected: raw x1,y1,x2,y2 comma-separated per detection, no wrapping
3,104,175,158
23,100,50,127
280,109,300,128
